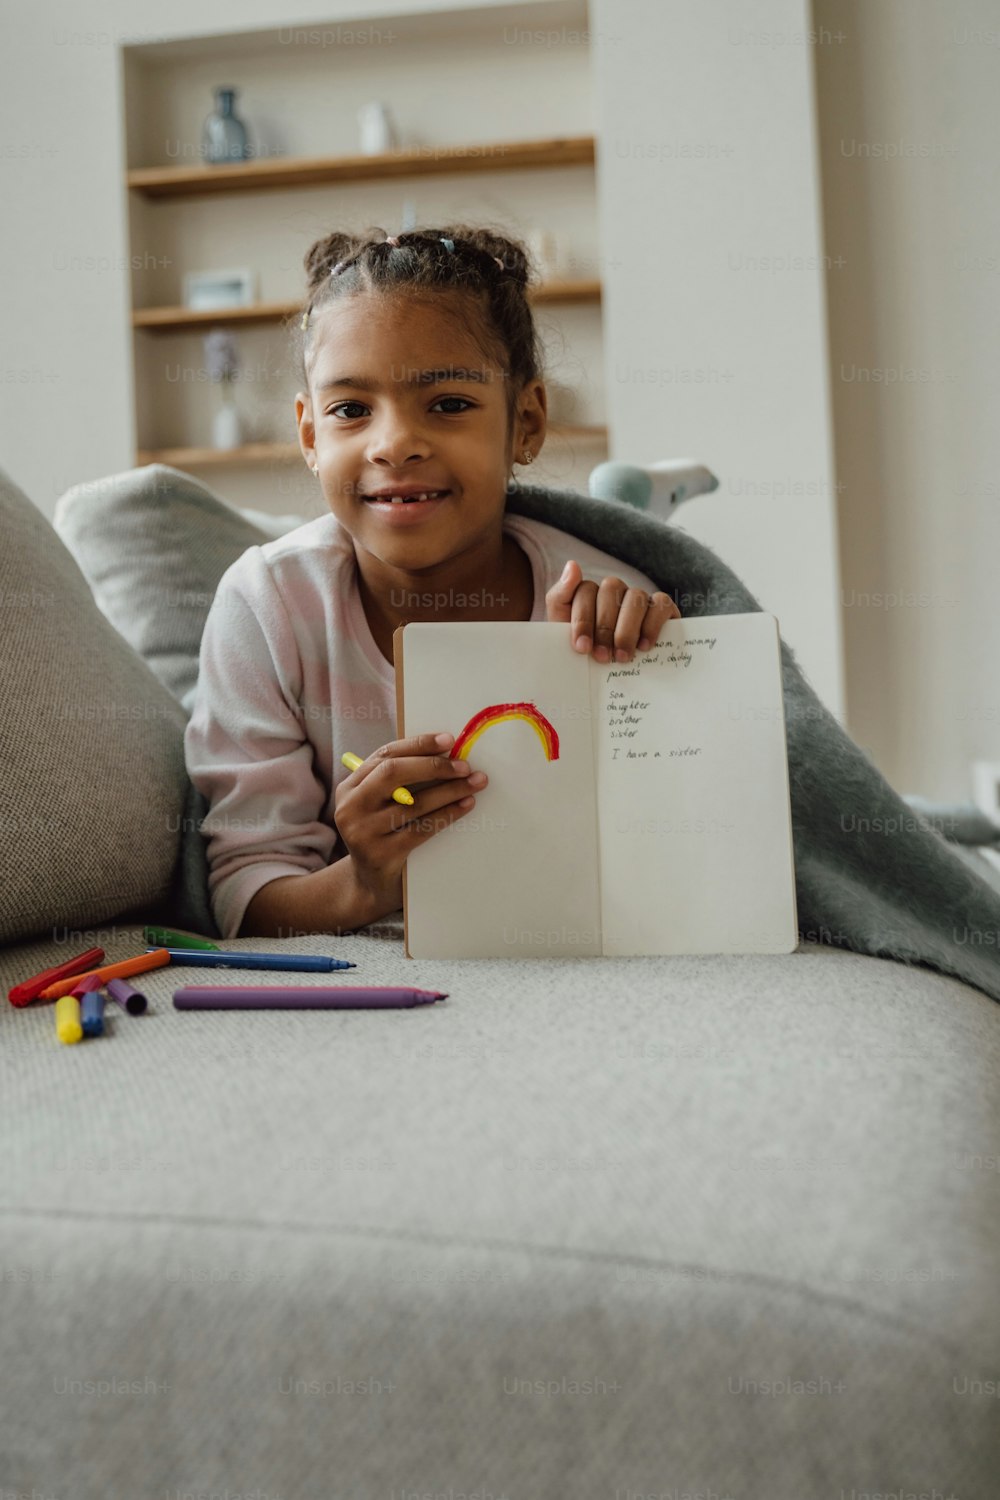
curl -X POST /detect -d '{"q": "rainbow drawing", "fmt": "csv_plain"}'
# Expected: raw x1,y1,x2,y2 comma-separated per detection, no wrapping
449,702,560,762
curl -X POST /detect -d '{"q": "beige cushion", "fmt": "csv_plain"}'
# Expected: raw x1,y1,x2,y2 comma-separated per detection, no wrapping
0,464,193,943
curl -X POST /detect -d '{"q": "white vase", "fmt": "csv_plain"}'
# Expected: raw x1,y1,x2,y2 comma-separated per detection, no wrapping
212,395,242,450
358,102,397,155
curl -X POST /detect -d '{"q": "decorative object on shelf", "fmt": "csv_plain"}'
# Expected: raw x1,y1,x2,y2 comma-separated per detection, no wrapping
202,86,251,164
204,330,243,450
182,267,255,312
526,227,563,281
358,101,398,155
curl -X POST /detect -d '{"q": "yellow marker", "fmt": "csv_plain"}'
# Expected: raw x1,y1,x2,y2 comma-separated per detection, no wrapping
341,751,414,806
55,994,83,1045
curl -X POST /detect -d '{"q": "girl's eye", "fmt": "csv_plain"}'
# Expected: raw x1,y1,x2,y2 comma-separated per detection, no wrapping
430,396,474,413
325,396,475,419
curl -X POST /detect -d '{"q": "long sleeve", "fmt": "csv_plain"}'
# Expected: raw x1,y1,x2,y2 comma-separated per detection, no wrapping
183,548,339,940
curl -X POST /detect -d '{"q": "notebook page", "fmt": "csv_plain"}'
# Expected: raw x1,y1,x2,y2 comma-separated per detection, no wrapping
591,613,798,956
401,623,603,958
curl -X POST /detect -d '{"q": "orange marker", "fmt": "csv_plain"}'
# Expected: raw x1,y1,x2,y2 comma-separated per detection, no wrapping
39,948,172,1001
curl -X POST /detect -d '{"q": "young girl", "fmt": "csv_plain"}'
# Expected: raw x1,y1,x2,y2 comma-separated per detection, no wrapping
184,224,681,940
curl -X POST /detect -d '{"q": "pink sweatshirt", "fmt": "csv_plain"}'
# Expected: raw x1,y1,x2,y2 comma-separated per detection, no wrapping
184,509,661,939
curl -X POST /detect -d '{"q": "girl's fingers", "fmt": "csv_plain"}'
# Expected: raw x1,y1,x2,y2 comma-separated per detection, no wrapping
606,589,680,661
350,734,465,788
545,560,582,624
569,578,599,653
561,577,682,660
635,593,681,653
591,578,631,661
388,777,484,838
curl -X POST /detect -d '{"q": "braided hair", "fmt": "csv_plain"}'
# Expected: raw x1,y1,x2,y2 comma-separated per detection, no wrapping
293,224,545,437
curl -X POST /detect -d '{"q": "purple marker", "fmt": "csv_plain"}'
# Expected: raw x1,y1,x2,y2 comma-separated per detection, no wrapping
172,986,447,1010
106,978,148,1015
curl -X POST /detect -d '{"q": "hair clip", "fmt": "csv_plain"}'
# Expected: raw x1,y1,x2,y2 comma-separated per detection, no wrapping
384,235,400,246
439,237,455,253
493,257,504,272
329,261,346,278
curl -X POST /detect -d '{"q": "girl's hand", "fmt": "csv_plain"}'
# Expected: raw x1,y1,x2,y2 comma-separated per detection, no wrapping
545,560,682,663
334,733,486,914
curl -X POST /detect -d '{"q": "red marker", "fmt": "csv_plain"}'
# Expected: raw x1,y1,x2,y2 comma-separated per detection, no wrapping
70,975,105,996
7,947,105,1008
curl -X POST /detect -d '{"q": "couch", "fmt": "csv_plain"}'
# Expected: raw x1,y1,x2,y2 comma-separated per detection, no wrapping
2,462,998,1498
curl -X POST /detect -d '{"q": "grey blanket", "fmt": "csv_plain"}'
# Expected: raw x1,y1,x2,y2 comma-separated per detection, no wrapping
163,480,1000,1006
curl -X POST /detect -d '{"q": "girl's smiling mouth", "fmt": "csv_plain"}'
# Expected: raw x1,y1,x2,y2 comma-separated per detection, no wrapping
361,488,452,522
362,485,451,504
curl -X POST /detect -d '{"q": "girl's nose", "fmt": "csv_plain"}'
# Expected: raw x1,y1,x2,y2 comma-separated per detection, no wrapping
371,450,426,467
366,424,431,469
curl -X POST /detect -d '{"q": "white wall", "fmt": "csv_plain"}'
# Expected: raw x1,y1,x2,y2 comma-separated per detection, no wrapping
813,0,1000,800
590,0,844,723
25,0,987,771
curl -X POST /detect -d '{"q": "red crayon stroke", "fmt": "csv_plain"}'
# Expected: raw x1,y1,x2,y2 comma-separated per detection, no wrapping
450,702,560,761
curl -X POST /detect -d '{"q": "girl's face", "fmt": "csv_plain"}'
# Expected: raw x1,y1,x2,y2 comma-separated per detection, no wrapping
296,290,545,568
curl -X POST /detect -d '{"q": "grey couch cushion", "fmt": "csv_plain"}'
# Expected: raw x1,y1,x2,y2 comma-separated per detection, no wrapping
2,921,998,1495
0,464,200,944
53,464,310,715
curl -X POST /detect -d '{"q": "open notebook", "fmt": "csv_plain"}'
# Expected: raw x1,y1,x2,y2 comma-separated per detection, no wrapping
393,616,798,959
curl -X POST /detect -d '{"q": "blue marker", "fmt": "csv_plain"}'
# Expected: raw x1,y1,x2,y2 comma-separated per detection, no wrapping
146,949,356,972
80,991,105,1037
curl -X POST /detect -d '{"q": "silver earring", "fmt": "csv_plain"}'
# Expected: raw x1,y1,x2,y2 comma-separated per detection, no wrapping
521,449,533,465
311,464,319,475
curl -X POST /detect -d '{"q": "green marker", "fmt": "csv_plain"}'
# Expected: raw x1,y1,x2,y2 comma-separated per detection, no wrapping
143,925,221,951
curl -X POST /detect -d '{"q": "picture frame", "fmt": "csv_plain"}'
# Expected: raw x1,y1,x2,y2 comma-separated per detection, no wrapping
182,267,256,311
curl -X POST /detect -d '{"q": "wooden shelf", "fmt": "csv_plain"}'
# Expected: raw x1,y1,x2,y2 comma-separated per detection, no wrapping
128,127,605,473
127,135,596,199
134,300,298,332
136,442,300,468
135,427,608,469
132,279,602,333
